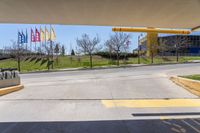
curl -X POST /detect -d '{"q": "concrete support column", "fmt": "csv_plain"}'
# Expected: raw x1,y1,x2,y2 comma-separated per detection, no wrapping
146,32,158,57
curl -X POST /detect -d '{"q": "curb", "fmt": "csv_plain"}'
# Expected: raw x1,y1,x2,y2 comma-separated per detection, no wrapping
0,85,24,96
20,62,200,74
170,76,200,97
20,64,146,74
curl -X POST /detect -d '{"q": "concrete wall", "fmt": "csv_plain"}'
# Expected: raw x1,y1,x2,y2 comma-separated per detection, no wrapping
0,78,21,89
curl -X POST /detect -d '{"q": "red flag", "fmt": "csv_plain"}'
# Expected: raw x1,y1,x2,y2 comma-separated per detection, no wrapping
31,29,35,42
35,28,41,42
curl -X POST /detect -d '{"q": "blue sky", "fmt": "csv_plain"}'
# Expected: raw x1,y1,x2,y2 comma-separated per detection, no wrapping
0,24,142,53
0,24,200,54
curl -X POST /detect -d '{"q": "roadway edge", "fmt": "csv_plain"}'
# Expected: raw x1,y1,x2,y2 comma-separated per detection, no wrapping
170,76,200,97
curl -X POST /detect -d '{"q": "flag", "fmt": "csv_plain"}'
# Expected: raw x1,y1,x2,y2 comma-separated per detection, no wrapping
25,29,28,43
40,27,45,42
21,31,25,44
50,26,56,41
18,31,22,44
45,26,50,41
31,28,35,42
35,28,41,42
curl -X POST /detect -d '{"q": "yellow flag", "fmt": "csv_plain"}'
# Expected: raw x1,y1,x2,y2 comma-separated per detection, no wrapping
45,26,50,41
40,27,45,42
50,26,56,41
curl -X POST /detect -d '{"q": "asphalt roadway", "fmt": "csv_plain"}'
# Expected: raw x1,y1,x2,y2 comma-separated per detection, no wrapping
0,63,200,133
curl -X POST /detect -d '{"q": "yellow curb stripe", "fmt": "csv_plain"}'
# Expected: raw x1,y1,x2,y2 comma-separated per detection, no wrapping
170,76,200,96
101,99,200,108
0,85,24,96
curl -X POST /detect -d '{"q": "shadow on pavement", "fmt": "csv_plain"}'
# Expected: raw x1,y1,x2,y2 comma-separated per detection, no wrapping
0,118,200,133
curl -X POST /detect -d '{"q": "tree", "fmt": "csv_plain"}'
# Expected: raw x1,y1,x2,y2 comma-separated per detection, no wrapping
158,38,169,57
76,34,101,68
61,45,65,56
75,47,81,66
54,43,60,64
174,36,190,62
43,41,55,70
104,40,113,63
9,40,26,72
107,33,131,66
54,43,60,55
71,49,75,56
122,40,131,64
166,36,190,62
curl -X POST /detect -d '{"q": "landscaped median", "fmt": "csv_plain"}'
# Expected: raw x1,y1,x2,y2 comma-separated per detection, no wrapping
170,75,200,96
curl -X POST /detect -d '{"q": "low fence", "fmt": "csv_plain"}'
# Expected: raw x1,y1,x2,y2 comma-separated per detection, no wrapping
0,68,20,89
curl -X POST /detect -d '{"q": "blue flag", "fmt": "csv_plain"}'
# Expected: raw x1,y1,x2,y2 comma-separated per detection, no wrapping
21,31,25,44
25,29,28,43
18,31,22,44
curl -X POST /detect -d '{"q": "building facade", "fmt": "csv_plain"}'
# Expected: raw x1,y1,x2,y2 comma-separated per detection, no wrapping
139,35,200,56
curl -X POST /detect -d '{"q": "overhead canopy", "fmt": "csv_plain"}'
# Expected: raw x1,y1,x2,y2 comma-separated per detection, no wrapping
0,0,200,29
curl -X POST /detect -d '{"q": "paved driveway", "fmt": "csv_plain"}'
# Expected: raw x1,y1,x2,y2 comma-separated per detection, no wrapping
0,63,200,133
1,63,199,100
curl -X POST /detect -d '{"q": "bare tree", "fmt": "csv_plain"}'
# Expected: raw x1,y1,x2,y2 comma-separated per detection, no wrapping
104,40,114,63
8,40,26,72
122,40,131,64
166,36,190,62
76,34,101,68
61,45,65,56
42,41,55,70
54,43,60,64
75,46,81,66
158,38,169,57
107,33,131,66
175,36,190,62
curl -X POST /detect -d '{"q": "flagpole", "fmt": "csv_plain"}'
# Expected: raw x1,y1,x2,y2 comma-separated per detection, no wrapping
45,25,50,70
40,26,41,57
45,26,47,55
30,37,32,53
30,28,32,53
25,29,27,51
17,30,21,72
50,24,53,69
34,27,36,53
25,29,28,56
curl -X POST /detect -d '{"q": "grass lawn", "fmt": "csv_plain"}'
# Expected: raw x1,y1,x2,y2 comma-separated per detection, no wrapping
181,75,200,81
0,55,199,72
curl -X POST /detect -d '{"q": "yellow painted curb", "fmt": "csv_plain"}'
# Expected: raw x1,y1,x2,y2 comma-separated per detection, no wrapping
170,76,200,96
0,85,24,96
101,99,200,108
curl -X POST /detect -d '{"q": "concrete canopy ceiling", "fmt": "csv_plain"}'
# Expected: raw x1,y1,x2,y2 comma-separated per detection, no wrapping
0,0,200,29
